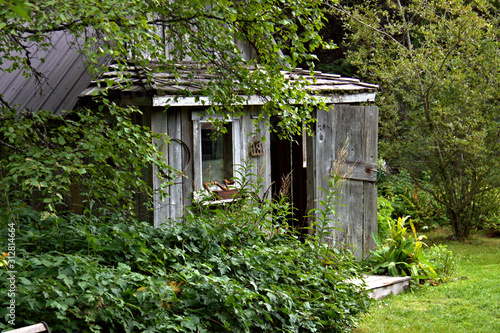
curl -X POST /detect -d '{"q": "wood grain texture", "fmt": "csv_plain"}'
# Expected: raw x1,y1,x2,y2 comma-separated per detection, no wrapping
364,106,378,165
180,107,194,208
151,109,170,228
364,181,378,258
313,105,378,259
168,108,183,221
314,106,336,239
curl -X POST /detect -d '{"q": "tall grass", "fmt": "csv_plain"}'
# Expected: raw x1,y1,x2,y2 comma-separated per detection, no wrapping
355,228,500,333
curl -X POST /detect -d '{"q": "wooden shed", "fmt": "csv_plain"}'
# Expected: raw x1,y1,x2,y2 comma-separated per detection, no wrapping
80,62,379,259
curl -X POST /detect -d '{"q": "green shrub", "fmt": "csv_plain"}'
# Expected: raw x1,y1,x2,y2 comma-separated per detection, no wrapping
481,190,500,237
378,169,447,230
0,106,171,218
425,244,457,281
1,195,369,332
377,196,394,241
369,216,434,282
1,106,369,332
484,216,500,238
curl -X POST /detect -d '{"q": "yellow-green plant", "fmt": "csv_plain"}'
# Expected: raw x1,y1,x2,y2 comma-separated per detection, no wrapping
369,216,438,283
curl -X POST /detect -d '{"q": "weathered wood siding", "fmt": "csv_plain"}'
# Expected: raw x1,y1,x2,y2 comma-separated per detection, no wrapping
152,106,271,227
239,106,272,198
313,105,378,259
151,107,171,227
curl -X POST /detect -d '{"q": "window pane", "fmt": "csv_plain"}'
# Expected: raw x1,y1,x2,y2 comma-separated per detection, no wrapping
201,123,233,185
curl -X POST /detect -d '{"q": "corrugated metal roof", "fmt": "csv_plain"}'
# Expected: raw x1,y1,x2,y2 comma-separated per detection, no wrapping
79,61,378,100
0,31,99,115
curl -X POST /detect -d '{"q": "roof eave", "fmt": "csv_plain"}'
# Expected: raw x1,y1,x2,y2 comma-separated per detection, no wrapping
153,91,377,107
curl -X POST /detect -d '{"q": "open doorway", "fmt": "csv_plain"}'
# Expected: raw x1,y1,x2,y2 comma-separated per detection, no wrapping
270,117,309,236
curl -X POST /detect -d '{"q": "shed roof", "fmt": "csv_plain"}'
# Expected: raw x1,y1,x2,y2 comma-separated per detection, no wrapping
80,62,378,106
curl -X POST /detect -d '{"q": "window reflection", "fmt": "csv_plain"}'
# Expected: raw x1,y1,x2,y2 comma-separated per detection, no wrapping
201,123,233,185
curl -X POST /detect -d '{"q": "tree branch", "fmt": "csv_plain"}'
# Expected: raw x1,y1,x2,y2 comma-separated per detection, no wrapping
0,139,23,152
328,4,404,49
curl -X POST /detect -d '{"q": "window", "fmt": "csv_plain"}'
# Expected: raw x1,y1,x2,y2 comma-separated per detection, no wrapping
201,122,233,185
192,112,241,198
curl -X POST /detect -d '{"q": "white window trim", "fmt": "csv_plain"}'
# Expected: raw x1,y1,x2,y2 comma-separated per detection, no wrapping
192,112,241,201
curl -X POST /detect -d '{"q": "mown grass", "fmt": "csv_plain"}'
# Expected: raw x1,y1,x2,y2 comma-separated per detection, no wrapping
355,228,500,333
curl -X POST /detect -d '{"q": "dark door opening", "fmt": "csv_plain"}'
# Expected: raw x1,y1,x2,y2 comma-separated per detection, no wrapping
270,117,309,236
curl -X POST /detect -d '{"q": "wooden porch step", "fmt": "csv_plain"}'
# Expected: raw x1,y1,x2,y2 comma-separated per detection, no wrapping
349,274,412,300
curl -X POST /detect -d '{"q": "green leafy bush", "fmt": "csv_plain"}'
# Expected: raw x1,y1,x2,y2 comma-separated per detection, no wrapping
377,196,394,241
378,169,447,231
1,194,369,332
0,106,171,218
370,216,436,282
481,190,500,238
484,217,500,238
1,104,369,332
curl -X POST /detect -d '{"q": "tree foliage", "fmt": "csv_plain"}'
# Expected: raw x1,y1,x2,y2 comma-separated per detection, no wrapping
0,105,171,218
0,0,339,222
333,0,500,240
0,2,375,331
0,0,336,135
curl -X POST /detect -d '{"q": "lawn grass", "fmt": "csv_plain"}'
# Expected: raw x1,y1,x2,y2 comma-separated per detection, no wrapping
354,227,500,333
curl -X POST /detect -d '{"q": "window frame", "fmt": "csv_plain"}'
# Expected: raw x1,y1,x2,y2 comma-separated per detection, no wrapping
192,112,241,200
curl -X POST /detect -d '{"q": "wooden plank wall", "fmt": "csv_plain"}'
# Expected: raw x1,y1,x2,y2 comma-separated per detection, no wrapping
167,108,184,221
181,107,194,208
152,106,194,227
314,104,378,259
151,108,170,228
240,106,272,199
151,106,272,227
313,105,336,244
364,106,379,254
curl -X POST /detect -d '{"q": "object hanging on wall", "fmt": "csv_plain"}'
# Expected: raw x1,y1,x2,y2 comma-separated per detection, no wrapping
249,136,264,156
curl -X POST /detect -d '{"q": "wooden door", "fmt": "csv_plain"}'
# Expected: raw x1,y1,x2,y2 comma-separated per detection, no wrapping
313,105,378,259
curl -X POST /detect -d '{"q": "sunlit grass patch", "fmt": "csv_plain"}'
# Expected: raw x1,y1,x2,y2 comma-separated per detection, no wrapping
355,228,500,333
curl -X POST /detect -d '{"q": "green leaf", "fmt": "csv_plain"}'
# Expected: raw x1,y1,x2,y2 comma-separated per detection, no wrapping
10,3,30,20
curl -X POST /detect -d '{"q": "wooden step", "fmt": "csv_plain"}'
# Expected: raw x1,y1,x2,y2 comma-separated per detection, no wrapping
348,274,412,300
